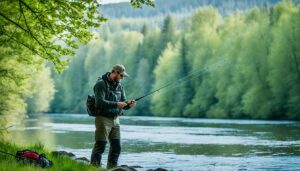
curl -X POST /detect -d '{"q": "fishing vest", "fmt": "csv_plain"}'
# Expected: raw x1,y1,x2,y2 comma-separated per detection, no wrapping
95,78,124,117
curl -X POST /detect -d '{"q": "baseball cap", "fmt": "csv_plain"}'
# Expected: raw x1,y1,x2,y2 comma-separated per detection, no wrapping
113,64,129,77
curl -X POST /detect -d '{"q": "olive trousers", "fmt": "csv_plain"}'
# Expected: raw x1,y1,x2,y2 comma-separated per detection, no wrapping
90,116,121,169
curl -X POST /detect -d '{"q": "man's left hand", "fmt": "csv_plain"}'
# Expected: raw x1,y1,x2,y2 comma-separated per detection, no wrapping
128,100,136,108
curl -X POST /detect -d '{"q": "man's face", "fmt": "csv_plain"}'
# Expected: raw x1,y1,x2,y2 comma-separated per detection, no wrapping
116,71,124,81
112,71,124,81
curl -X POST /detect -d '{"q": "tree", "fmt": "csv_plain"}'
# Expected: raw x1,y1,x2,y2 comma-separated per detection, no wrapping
177,37,193,117
268,1,300,119
0,0,154,72
25,65,55,113
130,0,155,8
159,15,176,55
0,0,105,72
0,47,32,131
129,58,152,115
184,7,221,117
240,8,274,119
151,42,186,116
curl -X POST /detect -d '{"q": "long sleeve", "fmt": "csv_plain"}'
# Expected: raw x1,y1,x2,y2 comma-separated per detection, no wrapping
122,88,131,110
121,87,126,102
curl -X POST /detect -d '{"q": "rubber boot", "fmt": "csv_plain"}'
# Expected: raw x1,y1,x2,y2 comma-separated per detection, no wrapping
107,139,121,169
90,141,107,167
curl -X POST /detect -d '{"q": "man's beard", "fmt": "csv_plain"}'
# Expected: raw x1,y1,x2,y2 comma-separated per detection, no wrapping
112,76,120,83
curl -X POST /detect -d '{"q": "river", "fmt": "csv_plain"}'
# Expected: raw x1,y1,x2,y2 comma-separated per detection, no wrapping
11,114,300,171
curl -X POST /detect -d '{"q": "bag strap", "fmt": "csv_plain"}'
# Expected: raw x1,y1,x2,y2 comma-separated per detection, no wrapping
100,78,109,98
94,78,109,101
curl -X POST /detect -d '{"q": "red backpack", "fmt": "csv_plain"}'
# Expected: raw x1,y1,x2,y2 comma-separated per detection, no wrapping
16,149,53,168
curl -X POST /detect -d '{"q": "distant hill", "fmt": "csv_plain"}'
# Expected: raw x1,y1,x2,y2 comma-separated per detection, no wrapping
100,0,284,18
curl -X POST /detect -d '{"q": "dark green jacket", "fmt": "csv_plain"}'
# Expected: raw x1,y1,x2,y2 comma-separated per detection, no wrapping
93,72,126,117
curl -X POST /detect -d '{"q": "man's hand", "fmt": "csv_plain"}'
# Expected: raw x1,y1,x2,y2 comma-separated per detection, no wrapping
117,102,127,109
128,100,137,108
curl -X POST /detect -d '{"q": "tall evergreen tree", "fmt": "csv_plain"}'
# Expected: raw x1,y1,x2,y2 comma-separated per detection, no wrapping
151,42,185,116
268,1,300,119
240,8,273,119
184,7,221,117
205,14,245,118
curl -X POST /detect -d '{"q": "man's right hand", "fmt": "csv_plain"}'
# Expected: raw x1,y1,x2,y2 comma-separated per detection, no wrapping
117,102,127,109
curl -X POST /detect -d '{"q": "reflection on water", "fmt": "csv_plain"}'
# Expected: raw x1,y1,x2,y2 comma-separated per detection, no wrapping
11,114,300,171
8,114,55,150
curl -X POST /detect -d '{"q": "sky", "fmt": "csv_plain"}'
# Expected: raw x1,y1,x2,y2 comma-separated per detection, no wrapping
99,0,130,5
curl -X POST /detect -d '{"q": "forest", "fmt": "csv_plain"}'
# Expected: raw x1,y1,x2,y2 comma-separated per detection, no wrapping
0,0,299,134
100,0,283,18
50,1,300,120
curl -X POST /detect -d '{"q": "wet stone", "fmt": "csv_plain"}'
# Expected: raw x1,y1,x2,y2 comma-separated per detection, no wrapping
146,168,168,171
109,165,139,171
51,151,76,157
109,165,168,171
75,157,90,163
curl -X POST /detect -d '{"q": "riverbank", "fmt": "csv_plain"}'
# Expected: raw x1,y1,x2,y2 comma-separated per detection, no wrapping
0,141,168,171
0,141,101,171
6,114,300,170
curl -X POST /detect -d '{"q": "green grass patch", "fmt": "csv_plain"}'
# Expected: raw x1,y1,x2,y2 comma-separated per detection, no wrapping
0,141,105,171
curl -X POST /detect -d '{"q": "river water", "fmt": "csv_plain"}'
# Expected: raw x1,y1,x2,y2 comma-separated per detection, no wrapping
11,114,300,171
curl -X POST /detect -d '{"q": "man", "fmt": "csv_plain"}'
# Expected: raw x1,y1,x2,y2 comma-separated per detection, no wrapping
90,64,136,168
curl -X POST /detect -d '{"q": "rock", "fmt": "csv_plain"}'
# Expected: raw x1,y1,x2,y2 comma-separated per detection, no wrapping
109,165,167,171
51,151,75,157
75,157,90,163
146,168,168,171
109,165,141,171
128,165,143,169
51,151,167,171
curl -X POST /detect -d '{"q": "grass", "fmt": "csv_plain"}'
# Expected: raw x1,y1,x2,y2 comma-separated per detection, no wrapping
0,141,105,171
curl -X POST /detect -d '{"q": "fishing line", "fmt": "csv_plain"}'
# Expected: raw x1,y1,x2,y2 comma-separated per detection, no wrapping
149,59,229,96
0,125,15,131
167,59,230,89
131,58,230,102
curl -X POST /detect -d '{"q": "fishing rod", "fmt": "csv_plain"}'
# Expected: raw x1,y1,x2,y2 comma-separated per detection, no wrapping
0,125,15,131
125,81,173,107
126,59,229,105
134,80,174,102
0,150,16,157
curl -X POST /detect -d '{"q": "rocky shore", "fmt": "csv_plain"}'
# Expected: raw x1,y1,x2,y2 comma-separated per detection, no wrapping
52,151,168,171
